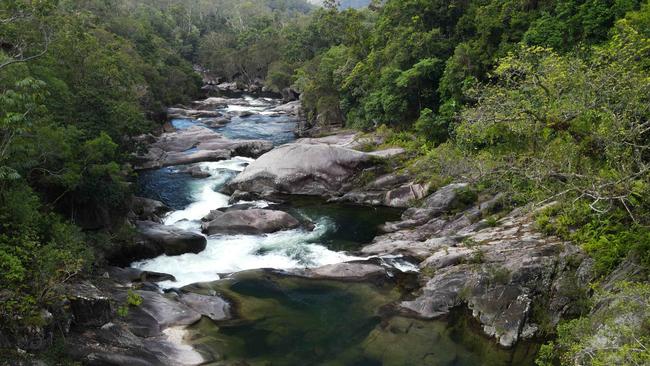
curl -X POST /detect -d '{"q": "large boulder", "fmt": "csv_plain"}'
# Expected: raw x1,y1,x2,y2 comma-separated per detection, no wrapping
269,100,302,116
380,183,470,232
67,320,205,366
224,143,375,196
123,291,202,336
136,221,207,257
201,209,300,235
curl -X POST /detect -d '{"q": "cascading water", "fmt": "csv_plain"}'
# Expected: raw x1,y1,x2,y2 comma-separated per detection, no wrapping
133,97,376,288
131,95,538,366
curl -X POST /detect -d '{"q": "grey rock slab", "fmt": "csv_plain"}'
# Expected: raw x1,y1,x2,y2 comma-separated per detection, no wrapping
136,221,207,257
225,143,375,196
307,262,387,281
179,293,231,321
202,209,300,235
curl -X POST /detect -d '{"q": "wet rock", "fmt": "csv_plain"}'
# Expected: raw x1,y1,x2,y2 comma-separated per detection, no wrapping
134,126,272,170
106,267,176,285
202,209,300,235
136,221,207,257
180,165,211,178
167,107,222,119
201,209,224,222
236,110,254,117
66,282,112,327
225,143,376,196
179,293,231,321
307,262,387,281
131,196,171,223
68,321,204,366
130,291,202,330
333,182,430,208
163,149,232,167
227,190,258,204
269,100,302,116
399,212,591,348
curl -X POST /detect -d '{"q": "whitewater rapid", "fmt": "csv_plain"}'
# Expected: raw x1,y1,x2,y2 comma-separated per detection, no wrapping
132,118,362,288
131,96,420,288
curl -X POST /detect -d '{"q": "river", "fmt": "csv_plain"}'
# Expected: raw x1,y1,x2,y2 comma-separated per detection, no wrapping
131,95,538,365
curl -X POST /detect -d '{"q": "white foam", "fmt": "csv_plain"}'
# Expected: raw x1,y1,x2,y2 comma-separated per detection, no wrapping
163,157,252,226
225,104,267,113
133,219,362,288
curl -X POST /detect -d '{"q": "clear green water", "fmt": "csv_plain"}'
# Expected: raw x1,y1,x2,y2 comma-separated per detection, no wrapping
183,271,538,366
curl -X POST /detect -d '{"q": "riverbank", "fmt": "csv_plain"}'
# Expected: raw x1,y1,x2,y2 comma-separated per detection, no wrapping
3,93,594,365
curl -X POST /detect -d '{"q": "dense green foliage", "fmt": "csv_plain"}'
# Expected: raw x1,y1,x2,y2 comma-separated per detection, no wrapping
536,282,650,365
292,0,644,133
287,2,648,364
0,0,325,344
1,0,649,364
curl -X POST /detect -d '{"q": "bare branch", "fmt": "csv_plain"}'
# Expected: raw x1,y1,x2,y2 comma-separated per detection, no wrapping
0,25,51,71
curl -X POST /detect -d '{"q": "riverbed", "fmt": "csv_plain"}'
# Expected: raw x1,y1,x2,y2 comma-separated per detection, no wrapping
132,95,538,365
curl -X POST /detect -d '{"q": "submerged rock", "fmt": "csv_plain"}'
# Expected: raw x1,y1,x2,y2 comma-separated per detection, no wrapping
179,293,231,321
201,209,300,235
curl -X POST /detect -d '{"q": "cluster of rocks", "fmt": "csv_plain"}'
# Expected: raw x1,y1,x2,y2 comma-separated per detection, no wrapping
10,116,604,366
222,133,596,348
223,132,407,201
356,184,594,348
133,126,272,170
166,95,303,123
60,268,233,366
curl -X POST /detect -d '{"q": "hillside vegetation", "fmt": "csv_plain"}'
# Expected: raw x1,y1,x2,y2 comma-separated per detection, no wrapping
1,0,649,364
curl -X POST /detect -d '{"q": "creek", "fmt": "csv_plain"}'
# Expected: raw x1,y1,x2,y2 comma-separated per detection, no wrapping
132,95,538,365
